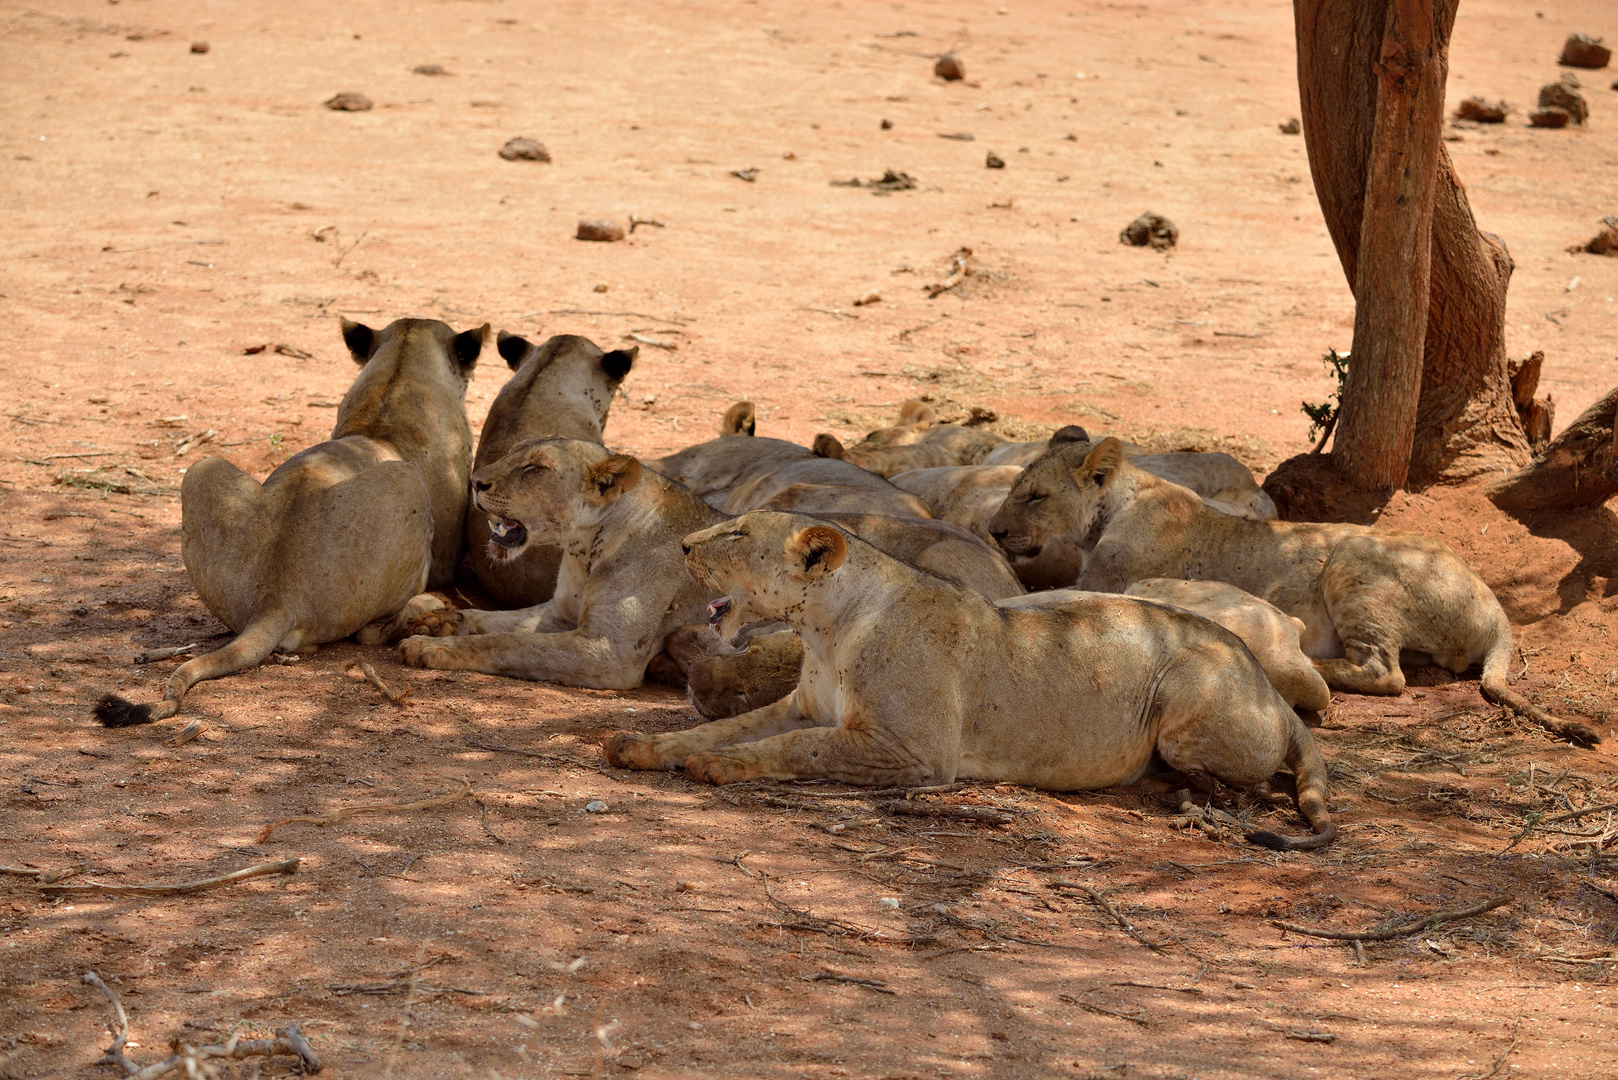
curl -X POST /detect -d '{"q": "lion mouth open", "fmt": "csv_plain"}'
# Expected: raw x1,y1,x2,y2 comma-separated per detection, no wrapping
488,516,529,559
707,596,732,626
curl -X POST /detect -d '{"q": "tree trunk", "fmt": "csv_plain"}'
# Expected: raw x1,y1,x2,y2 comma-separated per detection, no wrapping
1294,0,1533,488
1487,386,1618,511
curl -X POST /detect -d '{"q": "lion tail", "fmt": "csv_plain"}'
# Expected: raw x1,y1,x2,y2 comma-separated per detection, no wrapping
1246,713,1337,851
1480,619,1599,746
94,609,296,728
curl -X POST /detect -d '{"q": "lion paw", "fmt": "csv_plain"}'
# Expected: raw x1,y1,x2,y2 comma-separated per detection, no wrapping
684,751,755,786
405,608,464,639
399,635,458,669
603,733,671,771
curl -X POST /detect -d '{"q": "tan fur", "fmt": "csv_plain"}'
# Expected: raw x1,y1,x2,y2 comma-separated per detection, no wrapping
399,439,719,688
604,512,1335,849
988,439,1598,745
465,333,636,609
720,401,756,437
97,318,484,726
1003,580,1332,711
647,435,931,519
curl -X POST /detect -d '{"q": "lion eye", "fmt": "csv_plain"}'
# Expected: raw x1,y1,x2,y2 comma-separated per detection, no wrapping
1024,494,1045,506
727,530,745,540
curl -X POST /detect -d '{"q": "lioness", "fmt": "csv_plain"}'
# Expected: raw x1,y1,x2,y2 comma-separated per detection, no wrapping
95,317,486,726
988,438,1597,744
604,512,1334,849
399,440,1013,686
646,435,931,519
1001,580,1332,711
466,332,636,608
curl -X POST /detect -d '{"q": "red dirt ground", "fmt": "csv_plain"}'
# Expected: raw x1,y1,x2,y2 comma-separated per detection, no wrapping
3,1,1617,1077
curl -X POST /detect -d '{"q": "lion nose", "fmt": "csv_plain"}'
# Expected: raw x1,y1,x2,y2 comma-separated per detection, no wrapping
472,479,492,493
989,527,1007,542
681,541,692,555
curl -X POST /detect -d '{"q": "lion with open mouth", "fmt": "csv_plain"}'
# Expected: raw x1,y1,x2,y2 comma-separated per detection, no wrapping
604,511,1336,850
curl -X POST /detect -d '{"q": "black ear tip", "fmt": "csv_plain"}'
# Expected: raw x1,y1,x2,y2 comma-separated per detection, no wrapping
1050,425,1090,445
601,348,636,381
341,319,376,360
93,694,156,728
497,330,532,369
453,325,485,366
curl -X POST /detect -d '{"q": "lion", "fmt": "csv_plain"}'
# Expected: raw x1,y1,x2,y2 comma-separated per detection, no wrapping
399,441,1015,687
94,317,487,727
603,511,1335,850
465,332,637,609
1001,579,1332,711
646,432,931,519
987,438,1598,745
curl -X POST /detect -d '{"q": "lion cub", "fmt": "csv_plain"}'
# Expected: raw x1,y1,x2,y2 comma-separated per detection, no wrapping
95,317,486,726
988,438,1597,745
605,511,1336,850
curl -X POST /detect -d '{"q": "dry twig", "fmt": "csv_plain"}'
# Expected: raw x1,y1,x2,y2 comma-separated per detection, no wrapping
1053,882,1170,955
41,860,298,898
806,972,895,994
881,800,1014,825
256,778,470,842
346,659,410,705
1,862,84,884
1273,895,1512,942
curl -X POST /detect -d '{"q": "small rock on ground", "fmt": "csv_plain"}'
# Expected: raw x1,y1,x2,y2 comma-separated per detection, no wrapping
499,137,551,162
985,151,1005,169
1278,118,1300,134
1571,216,1618,256
1560,33,1611,70
577,220,625,242
1538,81,1588,123
190,41,209,54
935,54,965,81
1120,212,1178,251
1529,107,1571,129
1454,97,1509,123
323,92,373,112
413,64,447,76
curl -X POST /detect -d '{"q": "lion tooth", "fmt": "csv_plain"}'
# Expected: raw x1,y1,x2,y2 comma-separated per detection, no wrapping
491,521,510,537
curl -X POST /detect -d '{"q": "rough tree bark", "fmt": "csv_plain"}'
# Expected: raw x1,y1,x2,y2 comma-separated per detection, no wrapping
1295,0,1532,489
1488,386,1618,511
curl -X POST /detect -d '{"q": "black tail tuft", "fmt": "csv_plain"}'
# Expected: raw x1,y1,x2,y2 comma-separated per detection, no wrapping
93,694,156,728
1244,824,1336,852
1244,829,1290,851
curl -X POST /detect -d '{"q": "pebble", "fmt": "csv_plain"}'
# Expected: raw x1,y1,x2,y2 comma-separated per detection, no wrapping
985,151,1005,168
585,800,608,813
576,220,625,242
1560,33,1611,70
935,54,965,81
323,92,373,112
1278,118,1301,134
1538,80,1588,124
499,137,551,162
190,41,209,54
1120,211,1179,251
412,64,447,76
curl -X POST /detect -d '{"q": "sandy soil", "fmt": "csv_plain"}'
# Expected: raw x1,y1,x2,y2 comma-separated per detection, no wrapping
3,0,1618,1077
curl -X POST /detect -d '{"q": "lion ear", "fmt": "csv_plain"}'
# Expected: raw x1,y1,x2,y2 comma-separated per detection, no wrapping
721,401,756,437
497,330,535,370
341,318,376,364
785,525,848,580
1049,424,1091,446
896,399,937,428
583,454,643,503
811,433,846,460
1073,437,1126,489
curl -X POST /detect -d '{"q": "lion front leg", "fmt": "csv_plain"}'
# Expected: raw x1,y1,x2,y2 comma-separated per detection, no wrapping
604,695,818,771
398,629,640,688
685,725,942,788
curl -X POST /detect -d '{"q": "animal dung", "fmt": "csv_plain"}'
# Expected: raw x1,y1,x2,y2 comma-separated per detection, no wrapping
1278,117,1301,134
412,63,447,76
1120,212,1179,251
189,40,209,54
985,151,1005,169
322,92,373,112
880,118,893,129
1560,33,1611,70
934,54,965,81
1454,97,1509,123
1538,80,1588,124
576,220,625,242
1529,107,1571,129
499,137,551,162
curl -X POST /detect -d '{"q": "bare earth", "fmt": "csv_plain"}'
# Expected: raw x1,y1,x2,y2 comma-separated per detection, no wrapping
3,0,1618,1077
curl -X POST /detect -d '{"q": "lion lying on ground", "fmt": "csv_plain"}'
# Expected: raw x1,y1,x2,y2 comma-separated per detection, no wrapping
95,317,487,726
604,511,1336,850
400,440,1020,687
1001,579,1332,711
465,332,636,608
987,438,1598,745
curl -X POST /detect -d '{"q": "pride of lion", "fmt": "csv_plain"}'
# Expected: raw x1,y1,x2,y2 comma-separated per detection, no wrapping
92,316,1597,851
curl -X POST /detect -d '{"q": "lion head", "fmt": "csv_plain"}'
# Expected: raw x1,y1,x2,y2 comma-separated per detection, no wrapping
470,438,643,562
681,512,849,643
987,437,1129,566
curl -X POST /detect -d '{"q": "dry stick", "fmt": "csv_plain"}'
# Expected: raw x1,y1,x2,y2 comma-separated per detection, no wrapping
83,971,322,1078
543,308,691,326
1059,993,1150,1026
476,798,506,844
881,800,1015,825
256,777,470,843
1541,801,1618,826
133,643,195,665
347,659,410,706
806,973,895,995
41,859,298,898
1056,883,1171,955
1,863,84,884
162,721,203,748
1272,895,1512,942
1111,981,1205,996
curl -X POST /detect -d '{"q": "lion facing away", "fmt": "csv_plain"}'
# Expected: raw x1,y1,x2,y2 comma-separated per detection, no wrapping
95,317,486,727
987,438,1598,745
605,511,1336,850
465,332,636,609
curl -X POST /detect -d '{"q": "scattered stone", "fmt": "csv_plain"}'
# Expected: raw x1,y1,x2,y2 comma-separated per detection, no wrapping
1560,32,1611,69
1120,212,1178,251
576,220,625,242
853,290,882,306
499,137,551,162
323,92,373,112
189,40,209,54
880,118,893,129
985,151,1005,168
1529,107,1571,129
594,283,609,293
1455,97,1509,122
936,131,975,141
585,800,608,813
412,63,447,76
730,167,759,182
934,54,965,81
1538,80,1588,123
1570,215,1618,255
828,169,918,192
1278,117,1300,134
